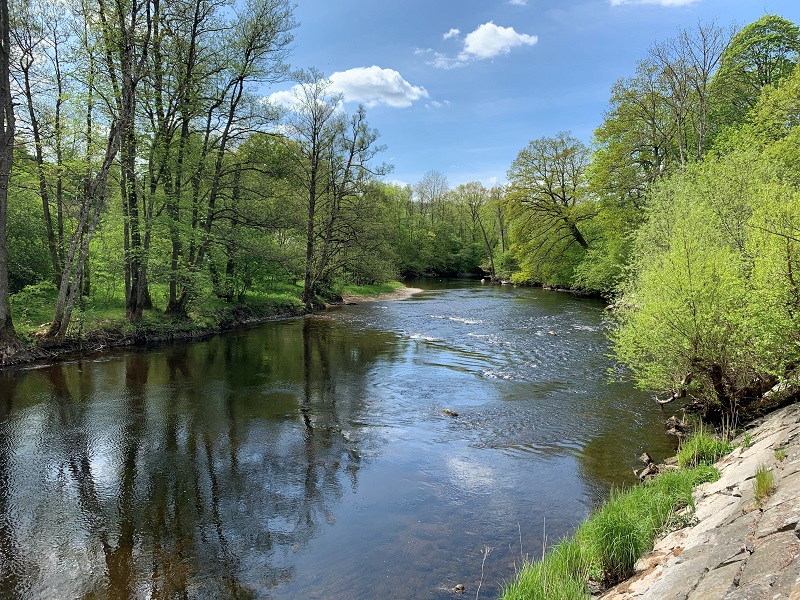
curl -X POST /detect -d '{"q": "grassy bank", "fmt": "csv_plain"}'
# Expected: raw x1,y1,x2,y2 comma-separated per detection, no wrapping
3,280,412,367
338,280,406,298
501,431,730,600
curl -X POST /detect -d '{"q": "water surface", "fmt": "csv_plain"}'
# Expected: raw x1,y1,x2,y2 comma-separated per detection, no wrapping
0,280,675,598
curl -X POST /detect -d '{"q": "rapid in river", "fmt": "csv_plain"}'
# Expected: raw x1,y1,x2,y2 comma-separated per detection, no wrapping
0,279,675,599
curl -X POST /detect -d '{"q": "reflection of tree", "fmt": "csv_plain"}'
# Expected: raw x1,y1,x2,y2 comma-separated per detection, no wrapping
0,373,34,598
574,392,677,503
0,316,398,598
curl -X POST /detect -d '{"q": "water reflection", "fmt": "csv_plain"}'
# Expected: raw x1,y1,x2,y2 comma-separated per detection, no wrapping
0,283,678,599
0,316,397,599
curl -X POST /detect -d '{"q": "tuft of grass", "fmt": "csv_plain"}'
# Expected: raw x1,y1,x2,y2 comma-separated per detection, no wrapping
774,446,787,462
676,428,733,468
499,466,719,600
753,464,776,506
741,432,752,448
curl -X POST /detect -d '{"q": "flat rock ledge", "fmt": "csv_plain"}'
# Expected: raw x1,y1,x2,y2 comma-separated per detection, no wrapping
601,402,800,600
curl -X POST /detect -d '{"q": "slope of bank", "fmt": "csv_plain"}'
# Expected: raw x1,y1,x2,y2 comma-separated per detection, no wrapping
0,283,422,369
601,402,800,599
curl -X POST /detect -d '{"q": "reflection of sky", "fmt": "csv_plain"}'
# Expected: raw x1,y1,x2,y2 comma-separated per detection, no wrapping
0,281,677,600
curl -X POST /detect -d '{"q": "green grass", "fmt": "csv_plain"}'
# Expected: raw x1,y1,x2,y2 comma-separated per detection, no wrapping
339,280,405,297
753,464,776,506
676,428,734,468
775,446,787,461
500,466,719,599
9,280,307,342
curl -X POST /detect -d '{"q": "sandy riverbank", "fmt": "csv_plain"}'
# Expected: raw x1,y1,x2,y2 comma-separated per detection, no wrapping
339,286,424,304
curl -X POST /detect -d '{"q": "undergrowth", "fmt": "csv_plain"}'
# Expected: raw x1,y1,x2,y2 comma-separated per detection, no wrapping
676,427,733,468
500,465,720,600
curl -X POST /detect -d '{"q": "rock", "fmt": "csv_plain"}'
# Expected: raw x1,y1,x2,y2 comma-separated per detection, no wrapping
547,331,557,336
441,409,459,418
453,583,465,594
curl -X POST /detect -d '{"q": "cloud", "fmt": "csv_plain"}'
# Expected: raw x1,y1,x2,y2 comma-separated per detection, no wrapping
425,22,537,68
328,66,428,108
460,22,538,60
268,67,428,109
610,0,699,5
508,0,528,4
443,28,460,40
425,99,451,110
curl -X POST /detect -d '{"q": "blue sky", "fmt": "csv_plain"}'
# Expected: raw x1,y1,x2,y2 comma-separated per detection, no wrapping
269,0,800,188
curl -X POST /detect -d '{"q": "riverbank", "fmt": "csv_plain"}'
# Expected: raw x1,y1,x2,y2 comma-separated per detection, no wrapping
0,282,421,369
501,401,800,599
600,401,800,599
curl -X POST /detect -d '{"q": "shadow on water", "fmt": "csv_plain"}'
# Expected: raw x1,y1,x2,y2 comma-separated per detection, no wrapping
0,281,677,599
0,316,397,599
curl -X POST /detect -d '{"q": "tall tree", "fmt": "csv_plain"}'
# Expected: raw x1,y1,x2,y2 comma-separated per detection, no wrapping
0,0,15,345
711,15,800,134
506,132,594,284
281,71,388,309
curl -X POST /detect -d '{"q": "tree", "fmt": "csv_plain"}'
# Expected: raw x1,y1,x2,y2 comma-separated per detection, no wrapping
592,60,675,207
280,71,389,308
0,0,16,345
710,15,800,134
649,21,731,163
506,132,595,284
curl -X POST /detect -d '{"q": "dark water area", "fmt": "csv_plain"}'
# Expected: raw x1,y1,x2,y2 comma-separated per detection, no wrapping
0,280,676,599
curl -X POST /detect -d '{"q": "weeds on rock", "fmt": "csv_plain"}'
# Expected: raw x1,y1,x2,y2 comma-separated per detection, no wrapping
753,464,776,506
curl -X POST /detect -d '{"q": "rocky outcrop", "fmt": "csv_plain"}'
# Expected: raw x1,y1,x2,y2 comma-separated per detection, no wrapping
601,402,800,599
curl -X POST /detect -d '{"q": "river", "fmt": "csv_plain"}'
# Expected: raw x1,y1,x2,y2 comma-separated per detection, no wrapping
0,279,675,599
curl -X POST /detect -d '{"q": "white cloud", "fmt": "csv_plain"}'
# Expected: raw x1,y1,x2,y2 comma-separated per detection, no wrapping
508,0,528,5
268,67,428,110
425,22,537,68
425,99,451,110
443,28,460,40
460,22,538,60
328,66,428,108
610,0,699,5
267,88,304,109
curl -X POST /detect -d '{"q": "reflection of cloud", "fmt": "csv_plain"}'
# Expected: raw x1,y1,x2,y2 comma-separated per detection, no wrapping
446,455,498,491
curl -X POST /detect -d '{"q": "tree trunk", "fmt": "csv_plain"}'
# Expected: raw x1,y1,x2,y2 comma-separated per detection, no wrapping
0,0,16,344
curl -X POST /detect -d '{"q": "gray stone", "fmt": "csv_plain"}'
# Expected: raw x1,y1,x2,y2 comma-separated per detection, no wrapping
722,581,772,599
687,561,740,600
738,531,800,587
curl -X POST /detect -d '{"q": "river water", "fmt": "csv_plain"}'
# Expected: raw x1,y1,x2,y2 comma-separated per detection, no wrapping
0,280,675,599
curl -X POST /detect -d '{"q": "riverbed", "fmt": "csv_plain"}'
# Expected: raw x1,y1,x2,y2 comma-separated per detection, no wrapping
0,280,675,599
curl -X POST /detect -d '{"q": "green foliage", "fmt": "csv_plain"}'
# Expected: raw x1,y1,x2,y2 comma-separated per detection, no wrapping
9,281,58,333
506,132,594,286
676,429,734,468
710,15,800,133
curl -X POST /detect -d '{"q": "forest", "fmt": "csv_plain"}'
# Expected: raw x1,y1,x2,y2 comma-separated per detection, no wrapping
0,2,799,420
